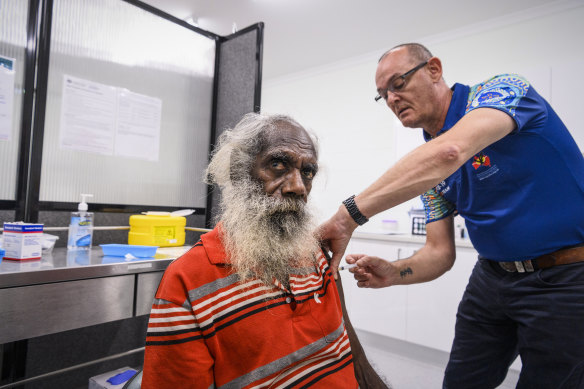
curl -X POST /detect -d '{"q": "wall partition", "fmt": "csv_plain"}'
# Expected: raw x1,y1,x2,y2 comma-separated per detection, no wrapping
40,0,215,210
0,0,29,206
0,0,263,224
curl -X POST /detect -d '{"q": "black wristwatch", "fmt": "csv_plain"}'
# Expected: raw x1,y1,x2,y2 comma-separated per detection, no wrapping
342,195,369,225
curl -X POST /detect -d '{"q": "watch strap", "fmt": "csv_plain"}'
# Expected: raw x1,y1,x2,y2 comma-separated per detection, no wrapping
342,195,369,225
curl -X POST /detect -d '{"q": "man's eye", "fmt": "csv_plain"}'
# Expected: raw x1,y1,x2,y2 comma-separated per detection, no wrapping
302,169,315,180
392,78,405,91
271,160,285,170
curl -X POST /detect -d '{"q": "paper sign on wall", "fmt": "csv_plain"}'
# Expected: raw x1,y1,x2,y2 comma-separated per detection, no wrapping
60,75,162,161
0,56,16,141
115,89,161,161
60,75,117,155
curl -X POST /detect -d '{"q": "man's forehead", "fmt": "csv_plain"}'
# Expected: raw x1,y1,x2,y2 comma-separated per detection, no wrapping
377,47,412,78
262,123,316,155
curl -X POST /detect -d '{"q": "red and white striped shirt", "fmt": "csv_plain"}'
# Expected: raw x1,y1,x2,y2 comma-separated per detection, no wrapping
142,224,357,389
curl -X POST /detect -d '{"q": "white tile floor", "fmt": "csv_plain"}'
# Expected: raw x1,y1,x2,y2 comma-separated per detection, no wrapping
357,329,520,389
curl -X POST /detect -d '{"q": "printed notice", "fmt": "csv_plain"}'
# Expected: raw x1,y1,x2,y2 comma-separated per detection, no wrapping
60,75,162,161
115,89,162,161
0,56,15,141
60,75,117,155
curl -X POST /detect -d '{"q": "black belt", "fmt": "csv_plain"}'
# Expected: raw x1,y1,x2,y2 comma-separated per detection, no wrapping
495,245,584,273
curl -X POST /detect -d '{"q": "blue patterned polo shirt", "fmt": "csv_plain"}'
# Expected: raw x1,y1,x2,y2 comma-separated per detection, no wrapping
420,74,584,261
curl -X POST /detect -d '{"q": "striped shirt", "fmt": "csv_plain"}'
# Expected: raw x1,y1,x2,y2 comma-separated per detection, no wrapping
142,225,357,389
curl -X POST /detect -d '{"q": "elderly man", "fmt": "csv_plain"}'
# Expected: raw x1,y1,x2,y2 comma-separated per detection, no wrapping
320,43,584,388
141,113,382,388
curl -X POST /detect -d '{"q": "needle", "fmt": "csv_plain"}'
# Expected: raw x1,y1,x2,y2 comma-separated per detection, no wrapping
339,263,357,271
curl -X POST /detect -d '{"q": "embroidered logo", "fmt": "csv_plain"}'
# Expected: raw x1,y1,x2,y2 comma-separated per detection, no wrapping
472,153,491,170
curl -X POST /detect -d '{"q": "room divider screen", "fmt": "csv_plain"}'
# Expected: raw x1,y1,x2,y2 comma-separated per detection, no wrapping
0,0,263,227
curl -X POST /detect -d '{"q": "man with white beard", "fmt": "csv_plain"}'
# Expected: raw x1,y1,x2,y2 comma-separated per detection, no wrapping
141,113,376,389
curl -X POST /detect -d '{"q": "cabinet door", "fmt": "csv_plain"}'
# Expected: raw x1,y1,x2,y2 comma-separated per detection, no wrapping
342,239,407,340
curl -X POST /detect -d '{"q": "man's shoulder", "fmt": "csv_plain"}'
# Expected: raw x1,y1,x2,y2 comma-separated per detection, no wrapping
465,74,532,114
163,231,230,288
472,74,531,90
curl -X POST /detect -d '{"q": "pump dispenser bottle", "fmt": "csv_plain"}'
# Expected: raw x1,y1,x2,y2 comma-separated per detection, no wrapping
67,194,94,250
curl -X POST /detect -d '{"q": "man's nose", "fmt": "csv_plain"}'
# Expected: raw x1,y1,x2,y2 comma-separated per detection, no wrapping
386,91,399,107
282,170,307,199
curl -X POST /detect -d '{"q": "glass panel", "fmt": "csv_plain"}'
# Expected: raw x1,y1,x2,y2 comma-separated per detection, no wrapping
40,0,216,208
0,0,29,200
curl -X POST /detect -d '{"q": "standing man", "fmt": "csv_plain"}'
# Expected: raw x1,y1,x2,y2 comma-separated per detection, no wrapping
320,43,584,388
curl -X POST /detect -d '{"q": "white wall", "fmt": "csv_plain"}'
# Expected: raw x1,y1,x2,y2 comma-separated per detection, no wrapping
262,0,584,232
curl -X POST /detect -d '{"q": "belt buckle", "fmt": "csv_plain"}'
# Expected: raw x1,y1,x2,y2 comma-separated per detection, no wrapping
499,261,517,272
498,260,535,273
523,259,535,272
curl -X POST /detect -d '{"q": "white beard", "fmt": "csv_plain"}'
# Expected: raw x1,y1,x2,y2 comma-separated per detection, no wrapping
219,179,320,287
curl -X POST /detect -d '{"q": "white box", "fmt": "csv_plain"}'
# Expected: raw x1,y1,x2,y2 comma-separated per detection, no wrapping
2,222,43,261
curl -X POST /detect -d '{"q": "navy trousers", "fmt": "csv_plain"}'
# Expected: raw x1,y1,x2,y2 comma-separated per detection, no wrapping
443,258,584,389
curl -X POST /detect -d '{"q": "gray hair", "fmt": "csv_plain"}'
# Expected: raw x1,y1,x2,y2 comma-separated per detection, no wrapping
205,112,318,188
378,42,433,63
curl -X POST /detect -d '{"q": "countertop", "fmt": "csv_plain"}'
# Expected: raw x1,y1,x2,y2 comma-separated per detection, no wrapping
0,246,190,289
352,231,475,249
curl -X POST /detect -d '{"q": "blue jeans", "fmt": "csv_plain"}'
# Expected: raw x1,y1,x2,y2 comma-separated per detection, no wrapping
443,258,584,389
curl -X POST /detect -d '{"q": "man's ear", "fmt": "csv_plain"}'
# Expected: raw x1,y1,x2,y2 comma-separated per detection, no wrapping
426,56,443,82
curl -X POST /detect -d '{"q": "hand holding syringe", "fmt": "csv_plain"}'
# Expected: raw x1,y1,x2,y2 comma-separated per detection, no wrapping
338,263,358,271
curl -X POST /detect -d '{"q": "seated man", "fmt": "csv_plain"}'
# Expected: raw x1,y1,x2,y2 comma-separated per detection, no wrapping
142,113,376,388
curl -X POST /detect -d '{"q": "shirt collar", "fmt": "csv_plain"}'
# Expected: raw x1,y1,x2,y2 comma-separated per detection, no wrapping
200,222,229,265
423,83,470,141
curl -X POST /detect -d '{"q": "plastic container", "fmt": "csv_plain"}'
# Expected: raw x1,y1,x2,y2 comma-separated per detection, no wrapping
0,248,4,264
128,213,187,247
41,233,59,254
68,194,94,251
100,244,158,258
381,219,399,232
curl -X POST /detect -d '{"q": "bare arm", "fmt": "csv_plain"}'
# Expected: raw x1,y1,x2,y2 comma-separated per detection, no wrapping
346,215,456,288
321,107,515,278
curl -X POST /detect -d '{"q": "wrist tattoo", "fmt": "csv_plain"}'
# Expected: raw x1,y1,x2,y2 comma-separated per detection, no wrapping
399,267,413,279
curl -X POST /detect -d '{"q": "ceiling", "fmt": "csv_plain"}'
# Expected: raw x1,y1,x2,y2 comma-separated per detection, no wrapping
139,0,560,81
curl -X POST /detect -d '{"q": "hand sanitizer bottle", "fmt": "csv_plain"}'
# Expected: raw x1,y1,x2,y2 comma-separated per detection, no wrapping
67,194,94,251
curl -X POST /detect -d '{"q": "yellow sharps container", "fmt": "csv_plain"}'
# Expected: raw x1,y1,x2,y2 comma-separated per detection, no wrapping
129,211,191,247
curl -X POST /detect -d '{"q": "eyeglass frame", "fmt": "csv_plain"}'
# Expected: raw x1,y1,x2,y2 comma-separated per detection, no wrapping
374,61,428,102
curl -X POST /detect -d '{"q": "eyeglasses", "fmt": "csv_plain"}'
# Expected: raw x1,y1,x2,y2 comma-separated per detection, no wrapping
375,61,428,102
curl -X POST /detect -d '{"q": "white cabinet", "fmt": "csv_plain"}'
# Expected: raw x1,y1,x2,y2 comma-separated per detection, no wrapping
342,234,477,353
406,246,477,351
341,239,408,340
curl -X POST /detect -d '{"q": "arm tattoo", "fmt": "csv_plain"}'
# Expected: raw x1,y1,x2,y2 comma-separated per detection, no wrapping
399,267,413,279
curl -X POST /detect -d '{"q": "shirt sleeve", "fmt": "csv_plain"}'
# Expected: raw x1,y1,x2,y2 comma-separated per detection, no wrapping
421,188,456,224
142,278,214,388
466,74,547,133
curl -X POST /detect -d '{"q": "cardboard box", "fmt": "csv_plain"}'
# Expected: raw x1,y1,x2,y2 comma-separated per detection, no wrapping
2,222,43,261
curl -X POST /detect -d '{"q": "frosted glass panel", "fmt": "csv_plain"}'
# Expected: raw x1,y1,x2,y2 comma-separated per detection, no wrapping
40,0,215,208
0,0,28,200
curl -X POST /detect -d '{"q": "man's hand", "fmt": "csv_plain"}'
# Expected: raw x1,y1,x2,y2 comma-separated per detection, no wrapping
318,205,359,279
345,254,397,288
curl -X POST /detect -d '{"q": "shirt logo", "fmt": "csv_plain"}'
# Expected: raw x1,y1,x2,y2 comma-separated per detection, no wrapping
472,153,491,170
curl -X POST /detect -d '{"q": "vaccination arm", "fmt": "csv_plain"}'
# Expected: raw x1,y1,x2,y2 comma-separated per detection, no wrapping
346,214,456,288
321,107,516,278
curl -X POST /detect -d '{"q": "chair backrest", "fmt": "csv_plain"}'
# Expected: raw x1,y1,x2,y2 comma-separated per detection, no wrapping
122,369,143,389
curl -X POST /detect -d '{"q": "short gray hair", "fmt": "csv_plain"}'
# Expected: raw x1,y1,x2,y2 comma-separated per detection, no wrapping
378,42,433,63
205,112,318,188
